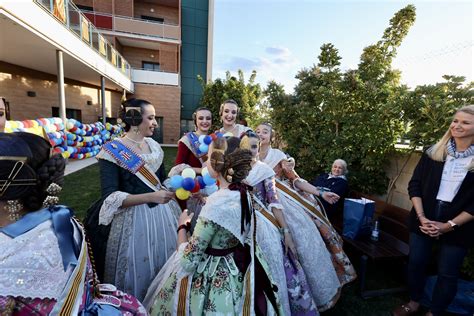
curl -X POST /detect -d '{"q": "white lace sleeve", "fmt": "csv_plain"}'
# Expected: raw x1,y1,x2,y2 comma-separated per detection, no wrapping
99,191,130,225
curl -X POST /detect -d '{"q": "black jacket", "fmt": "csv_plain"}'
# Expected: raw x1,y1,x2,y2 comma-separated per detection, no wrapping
408,152,474,248
312,172,349,217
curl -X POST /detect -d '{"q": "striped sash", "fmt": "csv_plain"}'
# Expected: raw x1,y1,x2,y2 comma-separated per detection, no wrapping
102,140,162,192
275,179,331,227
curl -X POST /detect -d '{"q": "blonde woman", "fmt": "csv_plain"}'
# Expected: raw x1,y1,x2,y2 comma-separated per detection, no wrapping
392,105,474,316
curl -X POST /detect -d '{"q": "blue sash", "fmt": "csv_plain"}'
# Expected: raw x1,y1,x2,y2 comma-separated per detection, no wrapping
186,132,206,158
102,139,145,174
0,205,78,271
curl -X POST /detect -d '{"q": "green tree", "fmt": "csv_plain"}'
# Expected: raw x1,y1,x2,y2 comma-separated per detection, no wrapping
199,70,263,130
266,5,416,194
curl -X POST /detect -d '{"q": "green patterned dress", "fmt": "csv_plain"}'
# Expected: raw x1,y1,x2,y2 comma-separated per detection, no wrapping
145,189,282,316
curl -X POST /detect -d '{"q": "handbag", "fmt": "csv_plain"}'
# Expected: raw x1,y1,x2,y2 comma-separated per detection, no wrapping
342,198,375,239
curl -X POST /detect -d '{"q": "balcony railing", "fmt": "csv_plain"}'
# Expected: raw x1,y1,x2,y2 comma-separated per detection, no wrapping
131,68,179,86
79,10,180,41
34,0,131,78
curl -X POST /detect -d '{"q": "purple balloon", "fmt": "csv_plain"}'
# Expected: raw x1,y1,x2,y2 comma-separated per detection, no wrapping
182,177,195,191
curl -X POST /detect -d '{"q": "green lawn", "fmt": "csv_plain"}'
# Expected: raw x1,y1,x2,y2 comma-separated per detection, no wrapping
61,146,178,219
61,145,409,315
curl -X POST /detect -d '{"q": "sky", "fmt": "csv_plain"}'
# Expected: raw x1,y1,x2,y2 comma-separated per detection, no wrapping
212,0,473,93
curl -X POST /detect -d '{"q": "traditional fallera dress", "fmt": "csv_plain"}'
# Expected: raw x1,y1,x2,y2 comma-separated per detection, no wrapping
86,137,182,301
144,188,283,315
219,124,251,138
263,148,357,311
246,161,318,315
0,206,146,315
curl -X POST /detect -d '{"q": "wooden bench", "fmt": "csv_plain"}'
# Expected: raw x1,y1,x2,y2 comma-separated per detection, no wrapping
333,193,410,299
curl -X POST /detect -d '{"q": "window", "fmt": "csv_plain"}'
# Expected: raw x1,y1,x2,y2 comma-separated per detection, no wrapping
180,119,194,136
52,107,82,121
141,15,164,23
142,61,160,71
76,4,93,12
151,116,164,143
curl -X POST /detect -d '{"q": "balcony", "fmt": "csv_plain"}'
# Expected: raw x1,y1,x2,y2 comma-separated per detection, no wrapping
131,68,179,86
0,0,133,92
81,11,180,43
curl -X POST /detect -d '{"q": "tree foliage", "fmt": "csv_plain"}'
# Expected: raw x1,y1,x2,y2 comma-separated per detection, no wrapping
266,5,416,194
198,70,263,130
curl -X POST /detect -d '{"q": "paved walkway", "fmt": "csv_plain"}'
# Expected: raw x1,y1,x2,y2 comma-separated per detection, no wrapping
64,157,98,176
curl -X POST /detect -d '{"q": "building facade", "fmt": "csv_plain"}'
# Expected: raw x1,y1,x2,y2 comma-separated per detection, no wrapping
0,0,213,144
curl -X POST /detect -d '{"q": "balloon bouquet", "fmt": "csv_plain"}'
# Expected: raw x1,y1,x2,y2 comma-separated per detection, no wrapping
168,132,226,200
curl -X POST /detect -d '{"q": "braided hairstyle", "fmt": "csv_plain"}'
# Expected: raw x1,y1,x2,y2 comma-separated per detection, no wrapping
210,136,252,184
119,98,152,132
0,132,65,211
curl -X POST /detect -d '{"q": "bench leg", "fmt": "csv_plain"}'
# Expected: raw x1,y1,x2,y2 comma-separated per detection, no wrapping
358,255,368,296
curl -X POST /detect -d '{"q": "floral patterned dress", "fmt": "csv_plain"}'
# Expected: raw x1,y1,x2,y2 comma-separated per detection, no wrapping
145,189,283,316
247,161,318,315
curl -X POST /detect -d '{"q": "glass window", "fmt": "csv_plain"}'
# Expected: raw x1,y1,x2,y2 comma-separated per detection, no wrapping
142,61,160,71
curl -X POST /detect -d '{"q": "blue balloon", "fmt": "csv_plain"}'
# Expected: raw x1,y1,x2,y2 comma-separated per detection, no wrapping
196,175,206,188
198,143,209,153
203,173,216,186
216,132,224,138
198,135,206,143
170,175,183,189
182,177,195,191
203,135,212,145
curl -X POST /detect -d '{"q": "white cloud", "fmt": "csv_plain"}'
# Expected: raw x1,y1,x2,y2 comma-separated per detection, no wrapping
215,46,301,93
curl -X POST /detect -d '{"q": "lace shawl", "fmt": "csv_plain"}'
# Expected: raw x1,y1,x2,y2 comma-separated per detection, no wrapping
263,148,287,169
0,221,70,299
198,189,248,244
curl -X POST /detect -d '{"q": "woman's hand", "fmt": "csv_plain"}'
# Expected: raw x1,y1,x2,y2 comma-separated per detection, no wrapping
191,192,206,204
150,190,175,204
283,231,298,259
420,220,452,237
281,159,295,172
178,209,194,226
322,191,340,204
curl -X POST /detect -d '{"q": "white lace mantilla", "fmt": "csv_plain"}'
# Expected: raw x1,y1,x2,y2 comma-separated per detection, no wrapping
99,191,131,226
263,148,287,169
245,161,275,186
199,189,247,244
0,220,70,299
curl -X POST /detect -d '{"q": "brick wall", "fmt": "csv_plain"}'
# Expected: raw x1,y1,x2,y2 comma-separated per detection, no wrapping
114,0,133,17
134,4,179,24
0,62,121,123
121,45,178,72
131,83,181,144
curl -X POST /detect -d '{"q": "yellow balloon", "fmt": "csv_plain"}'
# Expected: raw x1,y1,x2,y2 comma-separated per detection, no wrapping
175,188,191,200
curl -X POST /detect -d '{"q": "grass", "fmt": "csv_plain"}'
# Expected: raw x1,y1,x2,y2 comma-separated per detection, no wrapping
61,146,410,315
61,146,178,219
